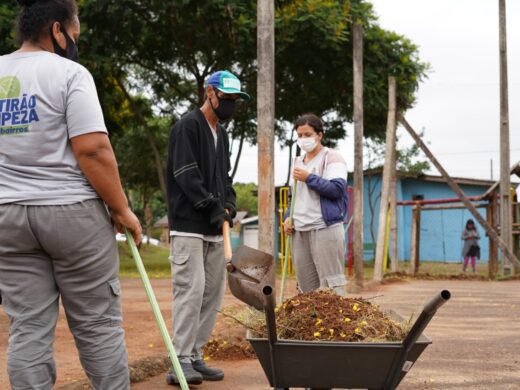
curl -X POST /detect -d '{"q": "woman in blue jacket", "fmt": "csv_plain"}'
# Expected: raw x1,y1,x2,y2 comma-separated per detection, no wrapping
284,114,348,296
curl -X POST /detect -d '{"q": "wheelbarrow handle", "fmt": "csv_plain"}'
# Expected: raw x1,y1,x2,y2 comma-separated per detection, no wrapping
422,289,452,315
384,290,451,390
262,285,277,345
262,285,279,388
403,290,451,348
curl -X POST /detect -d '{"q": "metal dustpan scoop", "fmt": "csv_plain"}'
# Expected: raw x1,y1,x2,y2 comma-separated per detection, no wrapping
227,245,275,310
223,222,275,310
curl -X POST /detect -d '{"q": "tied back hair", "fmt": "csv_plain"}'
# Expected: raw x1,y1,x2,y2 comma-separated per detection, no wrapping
15,0,77,44
294,113,324,136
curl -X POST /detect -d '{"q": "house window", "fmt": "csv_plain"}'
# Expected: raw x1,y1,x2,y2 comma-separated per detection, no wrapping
412,194,424,201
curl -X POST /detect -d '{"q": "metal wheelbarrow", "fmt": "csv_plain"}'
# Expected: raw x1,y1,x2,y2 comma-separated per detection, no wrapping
227,250,450,390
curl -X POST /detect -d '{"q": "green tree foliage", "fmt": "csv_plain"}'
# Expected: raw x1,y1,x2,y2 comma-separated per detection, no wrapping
0,0,429,224
78,0,428,145
273,0,428,144
234,182,258,215
0,2,16,54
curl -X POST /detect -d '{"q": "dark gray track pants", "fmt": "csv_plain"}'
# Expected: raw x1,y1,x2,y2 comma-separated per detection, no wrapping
0,199,129,390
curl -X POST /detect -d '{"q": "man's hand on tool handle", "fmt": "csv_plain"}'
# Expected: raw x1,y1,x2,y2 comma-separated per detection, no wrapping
111,207,142,245
284,218,295,236
293,167,310,182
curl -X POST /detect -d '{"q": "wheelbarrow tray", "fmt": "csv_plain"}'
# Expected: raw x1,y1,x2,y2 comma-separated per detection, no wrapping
247,310,431,389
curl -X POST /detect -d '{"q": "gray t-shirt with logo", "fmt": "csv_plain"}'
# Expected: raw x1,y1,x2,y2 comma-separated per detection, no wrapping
0,51,107,205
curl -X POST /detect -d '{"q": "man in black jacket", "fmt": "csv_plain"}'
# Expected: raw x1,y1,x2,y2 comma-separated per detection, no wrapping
165,70,250,385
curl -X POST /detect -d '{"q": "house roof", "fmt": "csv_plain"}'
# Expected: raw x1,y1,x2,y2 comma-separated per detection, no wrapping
361,168,519,188
154,215,168,228
414,175,502,188
234,211,248,224
239,216,259,225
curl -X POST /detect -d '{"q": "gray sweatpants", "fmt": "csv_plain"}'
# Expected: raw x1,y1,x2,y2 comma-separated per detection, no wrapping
292,223,347,296
169,236,225,363
0,199,129,390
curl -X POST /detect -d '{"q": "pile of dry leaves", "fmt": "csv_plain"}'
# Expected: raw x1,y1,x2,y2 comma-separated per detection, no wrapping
243,290,409,342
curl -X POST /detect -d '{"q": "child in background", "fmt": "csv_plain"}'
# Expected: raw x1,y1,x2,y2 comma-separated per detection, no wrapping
461,219,480,272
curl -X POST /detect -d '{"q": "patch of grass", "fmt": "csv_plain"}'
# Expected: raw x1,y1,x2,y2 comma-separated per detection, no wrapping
118,242,170,278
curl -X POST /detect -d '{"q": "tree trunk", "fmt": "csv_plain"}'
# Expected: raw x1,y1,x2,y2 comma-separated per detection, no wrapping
374,77,397,282
231,133,245,180
142,191,153,246
352,22,364,290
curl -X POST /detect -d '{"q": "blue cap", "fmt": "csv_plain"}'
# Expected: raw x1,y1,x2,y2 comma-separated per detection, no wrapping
206,70,250,100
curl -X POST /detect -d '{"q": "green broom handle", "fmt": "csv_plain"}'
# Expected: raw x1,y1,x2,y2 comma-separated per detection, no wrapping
279,178,297,305
125,229,189,390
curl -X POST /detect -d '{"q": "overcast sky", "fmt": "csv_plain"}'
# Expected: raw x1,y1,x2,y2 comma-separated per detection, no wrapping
232,0,520,186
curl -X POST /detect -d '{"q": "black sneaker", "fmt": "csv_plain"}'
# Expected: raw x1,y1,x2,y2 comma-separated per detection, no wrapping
192,359,224,381
166,362,203,385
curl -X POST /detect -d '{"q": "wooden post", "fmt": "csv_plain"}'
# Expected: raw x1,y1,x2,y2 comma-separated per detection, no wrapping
389,78,399,273
257,0,275,254
499,0,513,275
390,177,399,272
409,205,421,275
399,115,520,270
488,193,499,278
486,198,493,278
352,22,364,290
374,76,397,281
512,200,520,274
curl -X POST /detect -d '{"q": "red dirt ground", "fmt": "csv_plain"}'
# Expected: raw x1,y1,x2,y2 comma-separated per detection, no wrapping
1,278,520,389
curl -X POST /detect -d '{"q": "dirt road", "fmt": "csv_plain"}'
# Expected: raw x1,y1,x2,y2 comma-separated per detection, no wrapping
1,278,519,389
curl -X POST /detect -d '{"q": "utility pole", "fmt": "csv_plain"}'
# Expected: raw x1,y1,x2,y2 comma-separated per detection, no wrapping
352,22,364,290
499,0,512,275
257,0,275,255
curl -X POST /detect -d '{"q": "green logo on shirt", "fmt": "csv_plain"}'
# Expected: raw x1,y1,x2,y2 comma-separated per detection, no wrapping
0,76,39,135
0,76,20,99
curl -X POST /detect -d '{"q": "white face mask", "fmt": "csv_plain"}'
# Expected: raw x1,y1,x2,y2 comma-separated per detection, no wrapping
297,137,317,152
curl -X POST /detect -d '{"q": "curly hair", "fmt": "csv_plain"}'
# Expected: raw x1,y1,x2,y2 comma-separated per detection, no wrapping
15,0,78,44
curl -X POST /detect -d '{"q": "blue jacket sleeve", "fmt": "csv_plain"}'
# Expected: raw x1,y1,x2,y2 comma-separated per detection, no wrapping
306,174,347,199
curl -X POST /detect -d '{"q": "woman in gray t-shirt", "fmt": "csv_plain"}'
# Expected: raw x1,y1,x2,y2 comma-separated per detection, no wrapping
0,1,141,388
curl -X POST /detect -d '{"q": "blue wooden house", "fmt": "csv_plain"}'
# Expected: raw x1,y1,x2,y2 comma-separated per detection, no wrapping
349,170,517,263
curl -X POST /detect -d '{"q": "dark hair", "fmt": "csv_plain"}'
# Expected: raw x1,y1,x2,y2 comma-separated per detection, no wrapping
15,0,78,44
466,219,476,230
294,113,324,135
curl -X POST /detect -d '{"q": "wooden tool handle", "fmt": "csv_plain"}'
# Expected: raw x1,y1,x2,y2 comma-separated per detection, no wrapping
223,220,232,262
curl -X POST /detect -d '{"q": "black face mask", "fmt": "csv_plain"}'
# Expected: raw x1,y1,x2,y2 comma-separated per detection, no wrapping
50,26,79,62
210,94,236,121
